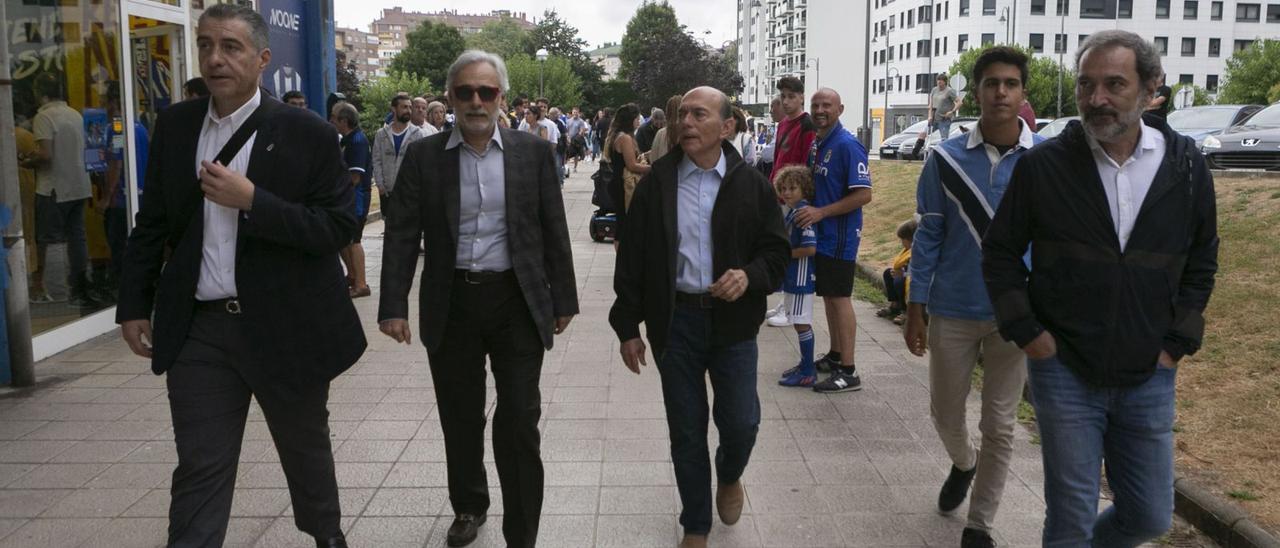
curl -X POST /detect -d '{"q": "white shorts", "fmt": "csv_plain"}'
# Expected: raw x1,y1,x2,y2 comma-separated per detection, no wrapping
783,292,813,325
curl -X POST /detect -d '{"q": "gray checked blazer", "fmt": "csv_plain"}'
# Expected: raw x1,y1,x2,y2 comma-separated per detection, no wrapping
377,127,579,353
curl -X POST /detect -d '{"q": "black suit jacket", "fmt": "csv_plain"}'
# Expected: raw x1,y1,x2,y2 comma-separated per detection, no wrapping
609,142,789,354
378,128,579,354
117,96,367,383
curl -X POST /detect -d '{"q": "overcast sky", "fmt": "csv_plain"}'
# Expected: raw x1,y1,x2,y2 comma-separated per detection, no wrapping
334,0,737,51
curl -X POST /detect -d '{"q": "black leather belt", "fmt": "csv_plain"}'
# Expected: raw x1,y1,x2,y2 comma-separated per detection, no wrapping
674,292,716,309
454,269,516,285
195,298,242,315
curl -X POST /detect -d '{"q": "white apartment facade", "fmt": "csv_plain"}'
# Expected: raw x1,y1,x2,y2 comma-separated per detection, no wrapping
736,0,870,134
869,0,1280,140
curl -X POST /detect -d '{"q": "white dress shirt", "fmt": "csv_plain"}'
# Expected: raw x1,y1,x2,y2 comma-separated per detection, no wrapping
1085,119,1165,251
446,126,511,271
194,90,260,300
674,151,726,293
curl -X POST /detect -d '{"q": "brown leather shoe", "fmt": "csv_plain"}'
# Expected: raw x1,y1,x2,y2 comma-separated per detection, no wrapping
679,533,708,548
716,480,745,525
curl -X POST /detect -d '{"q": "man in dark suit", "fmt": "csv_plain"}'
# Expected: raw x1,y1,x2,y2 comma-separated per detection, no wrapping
610,86,789,548
378,50,578,548
116,5,365,547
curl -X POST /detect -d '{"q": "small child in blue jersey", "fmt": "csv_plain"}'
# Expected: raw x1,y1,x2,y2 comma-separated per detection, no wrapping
774,166,819,387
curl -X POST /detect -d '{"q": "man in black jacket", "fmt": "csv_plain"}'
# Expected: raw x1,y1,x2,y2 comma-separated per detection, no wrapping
117,5,364,547
982,30,1218,547
610,86,788,548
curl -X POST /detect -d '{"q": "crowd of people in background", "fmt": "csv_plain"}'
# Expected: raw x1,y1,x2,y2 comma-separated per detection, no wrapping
71,6,1218,546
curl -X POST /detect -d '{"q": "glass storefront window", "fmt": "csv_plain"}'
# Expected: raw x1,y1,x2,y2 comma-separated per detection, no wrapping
7,0,133,334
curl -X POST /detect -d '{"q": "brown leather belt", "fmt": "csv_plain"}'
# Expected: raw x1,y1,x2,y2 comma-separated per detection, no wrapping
195,298,242,315
454,269,516,285
674,292,716,309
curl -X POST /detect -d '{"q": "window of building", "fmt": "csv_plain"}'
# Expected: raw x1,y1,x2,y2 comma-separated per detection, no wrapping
1032,0,1046,14
1119,0,1133,17
1030,33,1045,52
1209,38,1221,56
1235,39,1256,52
1055,33,1068,53
1184,1,1199,18
1156,0,1171,17
908,10,915,27
1079,34,1090,45
943,36,949,53
984,0,997,15
1155,36,1169,54
1057,0,1071,15
959,33,970,51
961,0,971,15
1237,3,1261,21
1081,0,1115,18
1179,74,1194,85
1269,4,1280,22
1211,1,1224,19
1182,37,1196,55
1206,74,1219,91
982,32,995,44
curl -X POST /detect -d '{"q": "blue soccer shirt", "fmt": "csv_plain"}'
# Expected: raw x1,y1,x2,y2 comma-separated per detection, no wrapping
809,122,871,261
784,200,817,294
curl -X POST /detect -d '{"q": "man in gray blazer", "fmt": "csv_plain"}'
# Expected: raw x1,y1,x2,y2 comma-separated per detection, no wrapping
377,50,578,548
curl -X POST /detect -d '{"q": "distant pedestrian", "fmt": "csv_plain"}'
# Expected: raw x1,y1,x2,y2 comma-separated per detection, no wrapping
647,95,684,163
729,107,757,167
929,74,962,139
371,95,426,224
282,90,307,108
769,76,815,182
757,97,783,177
635,108,664,153
330,101,373,298
605,103,651,240
983,30,1218,546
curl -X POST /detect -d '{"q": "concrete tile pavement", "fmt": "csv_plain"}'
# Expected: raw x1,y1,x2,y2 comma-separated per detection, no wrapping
0,164,1055,547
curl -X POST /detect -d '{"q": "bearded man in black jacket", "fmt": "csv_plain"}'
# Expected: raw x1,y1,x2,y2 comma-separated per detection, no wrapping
982,30,1218,547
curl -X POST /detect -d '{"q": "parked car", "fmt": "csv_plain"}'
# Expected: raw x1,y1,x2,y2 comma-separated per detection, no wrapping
1203,102,1280,171
878,120,930,159
1168,104,1264,149
1036,116,1079,139
899,117,978,160
1034,118,1054,132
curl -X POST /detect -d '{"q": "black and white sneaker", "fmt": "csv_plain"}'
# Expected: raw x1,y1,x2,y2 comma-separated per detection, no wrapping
813,353,840,373
812,370,862,393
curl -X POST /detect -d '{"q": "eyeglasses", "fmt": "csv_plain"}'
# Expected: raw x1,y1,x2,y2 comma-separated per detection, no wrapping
452,85,500,102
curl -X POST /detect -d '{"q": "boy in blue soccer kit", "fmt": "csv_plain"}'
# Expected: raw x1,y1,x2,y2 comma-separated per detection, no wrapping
774,166,819,387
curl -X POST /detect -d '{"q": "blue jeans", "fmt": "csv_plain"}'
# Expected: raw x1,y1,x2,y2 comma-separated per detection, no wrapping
656,305,761,535
1028,355,1176,547
933,117,953,140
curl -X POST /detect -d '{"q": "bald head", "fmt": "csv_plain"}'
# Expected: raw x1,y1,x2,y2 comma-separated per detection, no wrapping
683,86,732,120
678,86,736,165
812,87,842,104
810,87,845,134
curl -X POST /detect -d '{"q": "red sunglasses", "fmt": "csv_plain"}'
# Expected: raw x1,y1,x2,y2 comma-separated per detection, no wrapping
452,85,500,102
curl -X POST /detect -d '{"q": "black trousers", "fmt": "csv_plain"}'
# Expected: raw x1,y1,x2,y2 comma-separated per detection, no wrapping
166,308,341,547
428,274,545,548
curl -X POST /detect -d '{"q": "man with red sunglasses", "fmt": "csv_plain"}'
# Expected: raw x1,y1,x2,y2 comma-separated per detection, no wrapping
378,50,578,548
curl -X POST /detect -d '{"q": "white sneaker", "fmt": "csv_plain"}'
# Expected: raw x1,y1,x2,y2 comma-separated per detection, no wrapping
767,313,791,327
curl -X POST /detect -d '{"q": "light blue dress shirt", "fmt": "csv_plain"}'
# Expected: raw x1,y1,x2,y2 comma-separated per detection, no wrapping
446,126,511,271
674,151,726,293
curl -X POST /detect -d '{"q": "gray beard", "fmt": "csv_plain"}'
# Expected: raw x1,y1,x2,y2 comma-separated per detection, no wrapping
1082,94,1149,143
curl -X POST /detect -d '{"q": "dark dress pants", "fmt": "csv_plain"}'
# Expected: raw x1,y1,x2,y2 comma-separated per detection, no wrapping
655,304,761,535
166,308,341,547
428,274,546,548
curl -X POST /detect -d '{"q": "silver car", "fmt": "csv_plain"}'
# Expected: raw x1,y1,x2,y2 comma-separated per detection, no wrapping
878,120,930,159
899,117,978,160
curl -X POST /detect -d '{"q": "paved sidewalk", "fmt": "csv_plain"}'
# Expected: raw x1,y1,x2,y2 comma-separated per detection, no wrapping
0,164,1051,547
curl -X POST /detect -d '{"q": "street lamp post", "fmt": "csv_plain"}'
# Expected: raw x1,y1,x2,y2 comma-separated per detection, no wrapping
805,57,820,88
1056,10,1065,117
873,29,900,138
998,8,1011,44
536,48,548,98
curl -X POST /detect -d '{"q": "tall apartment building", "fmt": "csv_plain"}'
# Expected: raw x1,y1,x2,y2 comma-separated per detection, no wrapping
736,0,869,131
868,0,1280,142
368,7,535,77
336,27,381,80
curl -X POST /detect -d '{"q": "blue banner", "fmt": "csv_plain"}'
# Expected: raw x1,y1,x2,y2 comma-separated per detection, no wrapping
260,0,308,101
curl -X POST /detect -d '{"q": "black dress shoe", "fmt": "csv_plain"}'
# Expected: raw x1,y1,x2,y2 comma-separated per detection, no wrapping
961,526,996,548
938,464,977,514
446,513,487,547
315,532,348,548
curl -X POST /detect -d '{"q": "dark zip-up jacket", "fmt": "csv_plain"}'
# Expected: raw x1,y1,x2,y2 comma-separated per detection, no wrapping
610,142,789,354
982,118,1218,387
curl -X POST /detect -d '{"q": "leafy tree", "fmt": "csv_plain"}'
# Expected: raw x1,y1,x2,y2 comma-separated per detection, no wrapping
1218,40,1280,105
1170,83,1213,110
356,71,434,135
1268,82,1280,104
389,21,465,91
505,54,583,110
335,50,362,111
619,1,744,110
465,18,530,60
525,9,605,109
595,80,640,112
945,44,1077,118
